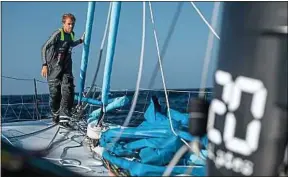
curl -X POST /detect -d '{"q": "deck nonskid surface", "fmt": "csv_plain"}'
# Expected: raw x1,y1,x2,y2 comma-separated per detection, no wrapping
2,119,109,176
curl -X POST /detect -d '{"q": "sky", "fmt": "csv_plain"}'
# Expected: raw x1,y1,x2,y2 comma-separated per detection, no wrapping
1,1,223,95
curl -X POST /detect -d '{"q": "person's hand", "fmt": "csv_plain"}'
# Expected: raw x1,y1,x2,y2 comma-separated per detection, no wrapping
81,32,85,42
41,65,48,78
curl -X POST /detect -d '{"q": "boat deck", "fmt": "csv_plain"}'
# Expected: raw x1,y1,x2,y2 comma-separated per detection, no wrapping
2,119,109,176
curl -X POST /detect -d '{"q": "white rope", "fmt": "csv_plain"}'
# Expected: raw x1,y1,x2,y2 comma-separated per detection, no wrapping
162,140,204,176
120,1,146,128
148,2,184,89
198,1,221,98
162,2,222,176
2,134,15,146
163,145,188,176
190,1,220,40
105,1,147,148
100,2,112,49
148,1,192,150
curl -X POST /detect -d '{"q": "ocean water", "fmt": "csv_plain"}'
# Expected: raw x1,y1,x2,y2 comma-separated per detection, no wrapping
1,88,213,126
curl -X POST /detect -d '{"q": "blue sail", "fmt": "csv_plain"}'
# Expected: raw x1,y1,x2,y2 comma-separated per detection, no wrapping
85,2,208,176
99,96,208,176
102,150,206,176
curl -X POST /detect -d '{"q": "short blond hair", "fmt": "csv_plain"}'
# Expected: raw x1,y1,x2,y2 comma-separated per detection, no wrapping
62,13,76,24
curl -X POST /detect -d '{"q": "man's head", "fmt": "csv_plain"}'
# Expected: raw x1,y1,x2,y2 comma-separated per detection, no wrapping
62,13,76,33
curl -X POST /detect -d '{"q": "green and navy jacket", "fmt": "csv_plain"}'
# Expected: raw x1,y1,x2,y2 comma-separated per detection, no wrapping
41,28,83,67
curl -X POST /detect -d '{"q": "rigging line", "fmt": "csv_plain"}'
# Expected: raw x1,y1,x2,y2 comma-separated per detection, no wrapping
4,129,56,141
183,142,206,175
3,122,91,171
88,87,99,115
162,144,189,176
198,1,221,98
38,126,80,157
148,1,192,150
1,134,15,146
148,2,184,89
2,128,93,174
44,133,95,172
2,75,47,83
2,75,34,81
34,79,48,84
122,0,146,128
59,135,87,164
190,1,220,40
162,141,204,177
163,3,221,176
105,1,146,149
84,85,213,94
5,125,72,158
7,123,58,140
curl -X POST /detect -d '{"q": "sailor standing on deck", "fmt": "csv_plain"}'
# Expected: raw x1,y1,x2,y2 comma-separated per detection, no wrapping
41,13,85,124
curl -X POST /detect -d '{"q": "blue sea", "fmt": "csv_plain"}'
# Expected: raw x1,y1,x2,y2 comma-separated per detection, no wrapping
1,88,213,126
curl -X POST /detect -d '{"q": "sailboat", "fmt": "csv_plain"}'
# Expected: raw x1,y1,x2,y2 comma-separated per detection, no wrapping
2,2,212,176
2,1,287,177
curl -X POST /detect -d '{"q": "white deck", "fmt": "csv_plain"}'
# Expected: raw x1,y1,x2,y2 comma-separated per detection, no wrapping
2,119,109,176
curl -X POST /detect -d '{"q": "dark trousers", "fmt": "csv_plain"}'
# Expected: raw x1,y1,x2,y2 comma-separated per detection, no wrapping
47,58,75,118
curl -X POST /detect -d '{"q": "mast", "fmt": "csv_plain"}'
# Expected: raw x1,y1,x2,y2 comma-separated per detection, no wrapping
101,2,121,106
77,2,96,105
207,2,287,176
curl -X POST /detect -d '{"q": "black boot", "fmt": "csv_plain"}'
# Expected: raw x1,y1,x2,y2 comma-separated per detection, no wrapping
52,115,60,124
59,112,73,129
59,116,74,129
